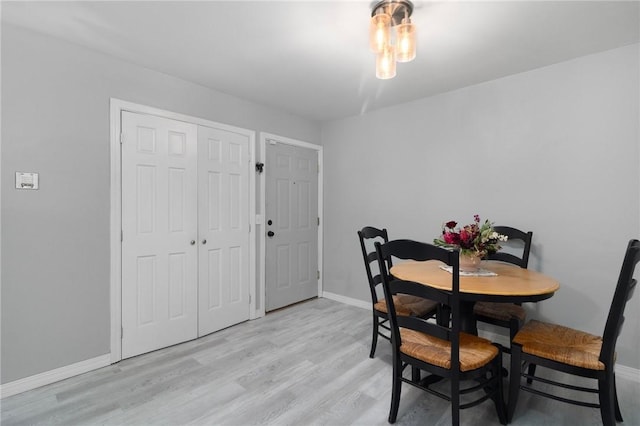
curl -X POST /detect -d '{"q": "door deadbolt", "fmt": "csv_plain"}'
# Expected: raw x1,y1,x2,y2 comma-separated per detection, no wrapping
267,219,273,226
190,240,196,245
202,239,207,244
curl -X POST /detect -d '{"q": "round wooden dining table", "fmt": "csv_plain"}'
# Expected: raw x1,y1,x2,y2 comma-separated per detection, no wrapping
390,260,560,334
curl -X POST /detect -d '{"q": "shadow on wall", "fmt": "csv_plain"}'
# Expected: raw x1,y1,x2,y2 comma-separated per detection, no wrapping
527,242,543,272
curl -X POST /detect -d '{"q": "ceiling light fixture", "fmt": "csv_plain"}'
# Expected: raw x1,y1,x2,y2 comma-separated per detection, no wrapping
369,0,416,79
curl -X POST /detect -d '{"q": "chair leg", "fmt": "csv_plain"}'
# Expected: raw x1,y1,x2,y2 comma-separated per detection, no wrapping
599,376,616,426
411,366,421,383
388,357,402,424
370,314,379,358
526,363,537,384
451,374,460,426
437,304,451,327
493,357,508,425
613,373,623,422
503,317,521,355
507,344,523,423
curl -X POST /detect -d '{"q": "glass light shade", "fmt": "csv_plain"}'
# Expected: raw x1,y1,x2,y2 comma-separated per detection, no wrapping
395,21,416,62
376,45,396,79
369,13,391,53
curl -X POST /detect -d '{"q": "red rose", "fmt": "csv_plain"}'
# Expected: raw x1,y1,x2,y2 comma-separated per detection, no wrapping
445,221,457,229
443,232,460,245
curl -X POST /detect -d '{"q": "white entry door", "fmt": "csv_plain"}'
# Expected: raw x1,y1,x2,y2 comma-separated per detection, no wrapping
197,125,251,335
121,111,198,359
265,142,319,311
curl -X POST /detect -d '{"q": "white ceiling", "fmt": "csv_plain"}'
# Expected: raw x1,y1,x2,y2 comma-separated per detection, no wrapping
3,1,639,122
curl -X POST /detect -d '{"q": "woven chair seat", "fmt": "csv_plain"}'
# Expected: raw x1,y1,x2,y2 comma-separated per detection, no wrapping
400,328,499,372
513,320,605,370
375,295,438,317
474,301,527,322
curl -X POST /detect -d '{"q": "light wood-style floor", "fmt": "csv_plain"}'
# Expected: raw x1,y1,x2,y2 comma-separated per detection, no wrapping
1,298,638,425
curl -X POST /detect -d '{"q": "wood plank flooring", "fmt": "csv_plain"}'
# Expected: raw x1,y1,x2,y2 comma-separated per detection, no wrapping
1,298,638,425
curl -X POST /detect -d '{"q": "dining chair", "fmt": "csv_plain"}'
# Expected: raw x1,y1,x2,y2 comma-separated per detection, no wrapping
507,239,640,425
473,226,533,351
357,227,439,358
376,239,507,426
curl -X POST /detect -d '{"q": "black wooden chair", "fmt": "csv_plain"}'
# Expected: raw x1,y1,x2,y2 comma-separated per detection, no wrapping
358,227,438,358
376,239,507,426
474,226,533,351
508,239,640,425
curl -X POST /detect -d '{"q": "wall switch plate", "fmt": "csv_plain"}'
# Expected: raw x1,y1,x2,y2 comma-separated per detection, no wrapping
15,172,39,190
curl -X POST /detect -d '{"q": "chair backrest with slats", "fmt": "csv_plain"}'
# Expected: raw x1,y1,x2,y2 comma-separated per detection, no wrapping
376,240,461,372
488,226,533,268
600,239,640,368
358,227,390,305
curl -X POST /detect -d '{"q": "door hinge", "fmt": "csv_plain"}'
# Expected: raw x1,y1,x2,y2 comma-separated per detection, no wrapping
249,294,252,305
317,217,320,226
317,270,320,280
120,133,124,144
249,224,251,233
121,326,123,338
121,230,123,242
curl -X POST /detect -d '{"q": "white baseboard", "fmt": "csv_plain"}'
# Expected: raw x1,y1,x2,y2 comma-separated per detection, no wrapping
615,363,640,383
2,300,638,400
0,354,111,399
322,291,370,311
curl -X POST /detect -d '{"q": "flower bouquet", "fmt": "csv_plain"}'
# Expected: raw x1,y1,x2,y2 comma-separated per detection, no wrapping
433,215,507,271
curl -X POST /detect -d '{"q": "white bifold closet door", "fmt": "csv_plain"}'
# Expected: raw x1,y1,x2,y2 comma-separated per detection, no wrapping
121,111,250,359
121,111,198,359
197,125,250,336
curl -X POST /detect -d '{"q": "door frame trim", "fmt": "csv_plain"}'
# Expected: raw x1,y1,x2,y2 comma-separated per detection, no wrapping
109,98,257,363
258,132,323,317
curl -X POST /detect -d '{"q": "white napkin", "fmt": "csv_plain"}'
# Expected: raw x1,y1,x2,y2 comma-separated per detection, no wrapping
439,265,498,277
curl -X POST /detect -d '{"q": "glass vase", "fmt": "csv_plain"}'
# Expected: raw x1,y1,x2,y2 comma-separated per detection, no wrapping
459,252,482,273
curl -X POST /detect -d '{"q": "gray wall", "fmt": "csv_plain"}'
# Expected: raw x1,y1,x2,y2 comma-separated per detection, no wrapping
2,21,639,386
1,24,321,384
322,44,640,369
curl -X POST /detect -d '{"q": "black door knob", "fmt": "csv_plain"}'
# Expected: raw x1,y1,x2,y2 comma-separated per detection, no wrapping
267,231,275,237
